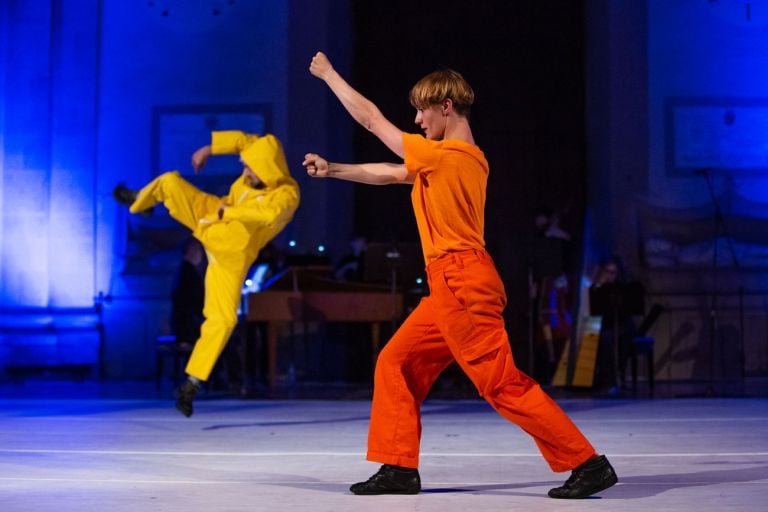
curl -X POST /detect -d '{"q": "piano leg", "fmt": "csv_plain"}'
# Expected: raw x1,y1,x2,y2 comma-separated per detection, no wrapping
263,321,388,391
267,321,280,393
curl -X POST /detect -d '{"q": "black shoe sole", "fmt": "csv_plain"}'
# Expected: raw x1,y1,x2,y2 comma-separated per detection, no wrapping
174,386,197,418
548,474,618,499
350,488,420,495
350,465,421,495
175,402,193,417
176,400,194,418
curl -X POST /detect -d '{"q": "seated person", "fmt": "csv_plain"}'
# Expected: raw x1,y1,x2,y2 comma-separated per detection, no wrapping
589,256,643,393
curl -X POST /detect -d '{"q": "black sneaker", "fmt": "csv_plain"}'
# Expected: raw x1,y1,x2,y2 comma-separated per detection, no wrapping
174,380,200,417
548,455,618,499
113,184,154,216
350,465,421,495
112,184,138,206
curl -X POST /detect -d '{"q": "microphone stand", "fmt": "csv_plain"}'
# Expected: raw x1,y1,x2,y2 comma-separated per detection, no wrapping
698,169,741,396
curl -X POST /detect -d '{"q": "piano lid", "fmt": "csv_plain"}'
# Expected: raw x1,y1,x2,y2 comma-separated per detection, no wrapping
259,266,397,294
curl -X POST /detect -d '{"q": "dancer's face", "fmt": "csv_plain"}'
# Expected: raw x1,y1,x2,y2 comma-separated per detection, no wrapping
243,165,262,186
414,104,446,140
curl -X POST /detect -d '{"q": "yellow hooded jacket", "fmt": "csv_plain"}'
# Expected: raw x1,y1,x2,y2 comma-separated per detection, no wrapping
193,131,300,265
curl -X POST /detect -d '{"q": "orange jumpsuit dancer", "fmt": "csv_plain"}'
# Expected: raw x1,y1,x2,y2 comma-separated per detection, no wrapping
303,52,617,499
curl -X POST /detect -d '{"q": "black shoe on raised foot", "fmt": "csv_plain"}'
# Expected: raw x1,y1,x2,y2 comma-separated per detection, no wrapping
112,184,138,206
113,184,154,216
548,455,618,499
174,380,200,418
350,465,421,495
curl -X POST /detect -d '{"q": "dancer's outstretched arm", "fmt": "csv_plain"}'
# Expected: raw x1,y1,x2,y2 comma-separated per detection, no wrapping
303,153,413,185
309,52,404,158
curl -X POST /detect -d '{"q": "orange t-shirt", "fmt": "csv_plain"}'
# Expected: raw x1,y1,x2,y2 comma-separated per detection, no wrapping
403,133,489,265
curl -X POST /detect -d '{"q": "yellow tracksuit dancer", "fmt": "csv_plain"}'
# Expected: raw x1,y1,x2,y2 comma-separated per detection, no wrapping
117,131,299,416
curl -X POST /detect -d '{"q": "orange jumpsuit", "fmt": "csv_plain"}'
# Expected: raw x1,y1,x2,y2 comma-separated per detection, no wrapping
366,133,596,472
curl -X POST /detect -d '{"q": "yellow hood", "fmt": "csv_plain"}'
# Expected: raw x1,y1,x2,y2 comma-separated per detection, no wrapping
210,131,297,190
240,134,296,190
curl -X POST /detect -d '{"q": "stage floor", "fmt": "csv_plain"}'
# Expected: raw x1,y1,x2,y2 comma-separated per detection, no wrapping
0,397,766,511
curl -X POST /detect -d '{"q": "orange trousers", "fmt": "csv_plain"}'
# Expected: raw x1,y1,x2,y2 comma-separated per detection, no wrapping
367,249,596,472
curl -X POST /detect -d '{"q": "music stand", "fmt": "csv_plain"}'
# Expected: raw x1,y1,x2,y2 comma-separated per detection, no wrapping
364,243,422,291
589,282,645,388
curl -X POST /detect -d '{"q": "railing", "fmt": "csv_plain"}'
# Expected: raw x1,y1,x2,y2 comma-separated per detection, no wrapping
644,290,768,385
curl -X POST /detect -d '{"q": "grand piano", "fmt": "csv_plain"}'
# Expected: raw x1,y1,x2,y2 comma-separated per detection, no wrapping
246,265,404,391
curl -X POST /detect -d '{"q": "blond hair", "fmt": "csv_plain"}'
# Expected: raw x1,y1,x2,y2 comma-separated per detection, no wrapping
409,69,475,117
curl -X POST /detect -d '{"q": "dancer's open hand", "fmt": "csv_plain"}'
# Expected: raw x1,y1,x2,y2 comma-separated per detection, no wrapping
303,153,329,178
309,52,333,80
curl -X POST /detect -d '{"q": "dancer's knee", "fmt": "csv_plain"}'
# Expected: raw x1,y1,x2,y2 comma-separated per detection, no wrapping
158,170,182,185
466,348,532,398
373,344,404,381
203,308,238,333
374,346,396,373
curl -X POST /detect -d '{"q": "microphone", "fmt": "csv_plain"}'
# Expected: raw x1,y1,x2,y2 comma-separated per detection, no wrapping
694,168,710,176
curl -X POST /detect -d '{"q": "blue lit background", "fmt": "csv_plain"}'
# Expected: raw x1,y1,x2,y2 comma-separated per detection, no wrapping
0,0,354,378
1,0,768,383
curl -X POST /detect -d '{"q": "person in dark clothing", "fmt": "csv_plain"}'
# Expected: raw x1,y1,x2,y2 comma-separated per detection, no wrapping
172,238,205,347
589,256,642,394
529,207,573,383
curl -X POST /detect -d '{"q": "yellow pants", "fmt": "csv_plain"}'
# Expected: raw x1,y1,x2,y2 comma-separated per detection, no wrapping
132,171,248,381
